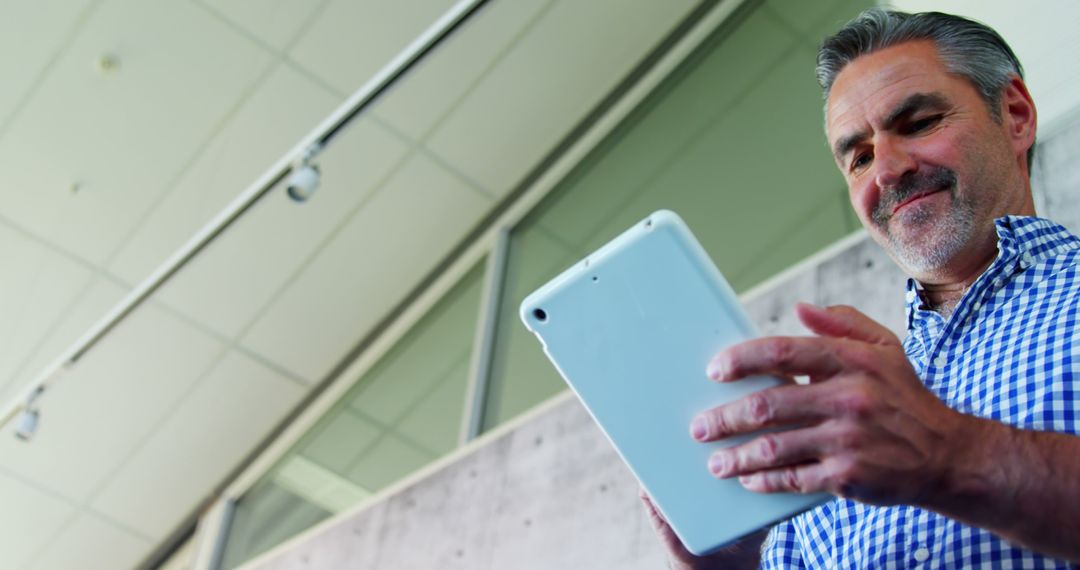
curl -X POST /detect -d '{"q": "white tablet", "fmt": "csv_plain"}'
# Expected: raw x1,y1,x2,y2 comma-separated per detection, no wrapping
519,210,828,555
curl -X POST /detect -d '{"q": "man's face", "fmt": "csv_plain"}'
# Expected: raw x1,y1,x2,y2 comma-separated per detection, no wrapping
826,40,1026,281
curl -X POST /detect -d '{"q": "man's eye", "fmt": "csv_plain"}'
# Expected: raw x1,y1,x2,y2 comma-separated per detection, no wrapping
851,153,872,171
908,115,941,133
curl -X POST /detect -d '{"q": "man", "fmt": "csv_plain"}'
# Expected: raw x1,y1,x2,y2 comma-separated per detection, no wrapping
645,9,1080,568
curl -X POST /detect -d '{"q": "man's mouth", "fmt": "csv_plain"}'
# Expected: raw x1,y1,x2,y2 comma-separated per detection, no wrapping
892,187,944,215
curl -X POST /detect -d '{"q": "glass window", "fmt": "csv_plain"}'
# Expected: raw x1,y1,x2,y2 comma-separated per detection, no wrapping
220,262,485,568
481,0,871,432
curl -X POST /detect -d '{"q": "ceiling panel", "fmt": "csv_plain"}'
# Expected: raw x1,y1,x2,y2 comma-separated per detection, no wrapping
425,0,696,195
346,433,433,490
0,0,94,127
107,62,343,285
300,409,383,476
371,0,552,144
240,151,491,381
289,0,459,96
0,0,273,267
197,0,330,52
765,0,847,38
0,302,225,503
89,350,304,540
153,116,411,342
25,511,150,570
0,224,94,398
0,471,75,569
0,277,128,406
395,356,470,452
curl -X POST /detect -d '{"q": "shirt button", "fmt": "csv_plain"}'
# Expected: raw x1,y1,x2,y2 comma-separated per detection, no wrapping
914,547,930,562
933,356,947,368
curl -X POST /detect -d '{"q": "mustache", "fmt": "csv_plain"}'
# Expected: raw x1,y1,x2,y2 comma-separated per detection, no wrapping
872,167,957,225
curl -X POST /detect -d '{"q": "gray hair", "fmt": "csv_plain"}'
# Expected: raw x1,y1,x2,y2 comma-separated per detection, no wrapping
817,9,1033,166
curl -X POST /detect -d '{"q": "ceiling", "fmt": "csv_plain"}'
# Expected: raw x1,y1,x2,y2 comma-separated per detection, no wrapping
0,0,702,567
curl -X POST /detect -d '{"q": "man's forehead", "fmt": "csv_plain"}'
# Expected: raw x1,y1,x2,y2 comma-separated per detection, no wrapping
825,42,954,143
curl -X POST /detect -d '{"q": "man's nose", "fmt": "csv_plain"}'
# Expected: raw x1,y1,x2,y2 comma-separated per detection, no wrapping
874,139,917,189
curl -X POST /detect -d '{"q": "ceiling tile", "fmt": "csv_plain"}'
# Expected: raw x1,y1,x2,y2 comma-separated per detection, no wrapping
90,350,304,540
0,0,273,266
26,511,150,570
152,117,410,341
240,152,491,381
299,409,383,476
764,0,846,38
0,302,225,503
289,0,459,96
0,277,128,407
0,223,94,397
371,0,552,142
394,356,470,452
0,0,94,127
198,0,329,52
346,433,432,491
0,471,74,569
107,62,343,285
425,0,696,195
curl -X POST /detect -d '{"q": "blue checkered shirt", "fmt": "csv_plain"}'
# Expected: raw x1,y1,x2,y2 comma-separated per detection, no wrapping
760,216,1080,569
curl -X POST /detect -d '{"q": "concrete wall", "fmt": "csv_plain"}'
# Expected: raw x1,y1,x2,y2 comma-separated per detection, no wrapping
242,114,1080,570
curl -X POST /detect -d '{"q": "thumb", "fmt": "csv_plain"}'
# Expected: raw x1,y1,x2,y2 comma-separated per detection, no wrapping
795,303,900,347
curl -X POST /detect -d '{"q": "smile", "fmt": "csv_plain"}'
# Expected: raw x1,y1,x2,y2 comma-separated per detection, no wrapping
892,185,949,215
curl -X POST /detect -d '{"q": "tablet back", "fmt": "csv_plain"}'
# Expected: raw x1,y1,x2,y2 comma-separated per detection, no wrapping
519,210,828,555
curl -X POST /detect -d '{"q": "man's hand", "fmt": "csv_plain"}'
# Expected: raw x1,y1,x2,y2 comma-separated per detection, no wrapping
691,303,971,506
640,489,765,570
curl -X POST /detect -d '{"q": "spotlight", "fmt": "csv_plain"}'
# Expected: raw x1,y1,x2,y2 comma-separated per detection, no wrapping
286,143,323,203
14,409,38,441
12,386,44,442
286,163,320,202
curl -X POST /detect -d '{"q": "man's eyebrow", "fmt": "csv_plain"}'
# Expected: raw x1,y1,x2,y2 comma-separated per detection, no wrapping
831,92,950,164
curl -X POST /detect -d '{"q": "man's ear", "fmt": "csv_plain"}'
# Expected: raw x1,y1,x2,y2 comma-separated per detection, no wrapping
1001,75,1037,167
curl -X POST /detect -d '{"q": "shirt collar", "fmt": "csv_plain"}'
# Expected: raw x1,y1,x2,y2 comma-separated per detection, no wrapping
904,216,1080,330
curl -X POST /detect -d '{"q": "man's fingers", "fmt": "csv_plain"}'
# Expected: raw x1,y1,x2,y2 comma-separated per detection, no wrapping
691,383,832,441
708,426,827,478
736,461,831,495
795,303,900,347
707,336,844,382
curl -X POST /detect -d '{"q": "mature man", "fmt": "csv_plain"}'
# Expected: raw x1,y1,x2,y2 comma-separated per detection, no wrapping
645,9,1080,568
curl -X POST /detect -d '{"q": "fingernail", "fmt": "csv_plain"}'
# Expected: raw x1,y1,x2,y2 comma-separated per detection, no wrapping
706,358,723,380
690,417,707,440
708,454,726,476
738,475,752,486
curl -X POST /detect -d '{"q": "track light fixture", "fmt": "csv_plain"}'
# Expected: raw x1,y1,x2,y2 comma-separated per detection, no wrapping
14,386,44,442
286,143,323,203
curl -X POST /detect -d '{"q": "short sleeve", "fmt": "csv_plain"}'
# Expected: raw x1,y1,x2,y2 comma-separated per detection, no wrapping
759,520,804,569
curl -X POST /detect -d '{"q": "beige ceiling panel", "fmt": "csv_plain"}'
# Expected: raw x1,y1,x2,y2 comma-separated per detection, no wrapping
108,62,343,286
289,0,459,96
90,350,304,540
0,303,225,503
0,472,74,569
346,433,433,490
240,152,490,381
198,0,329,52
425,0,696,195
764,0,847,38
0,277,128,407
0,0,93,126
26,511,150,570
0,224,94,397
0,0,273,267
371,0,552,143
153,117,410,342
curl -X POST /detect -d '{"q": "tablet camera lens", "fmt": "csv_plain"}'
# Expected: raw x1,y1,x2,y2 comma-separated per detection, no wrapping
533,308,547,322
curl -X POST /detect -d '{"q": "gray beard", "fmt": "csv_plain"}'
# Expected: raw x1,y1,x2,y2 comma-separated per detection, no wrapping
871,166,976,275
886,192,976,275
